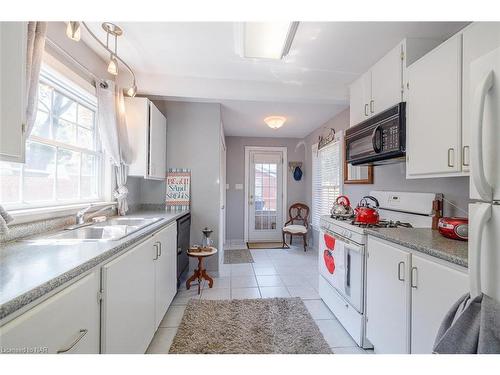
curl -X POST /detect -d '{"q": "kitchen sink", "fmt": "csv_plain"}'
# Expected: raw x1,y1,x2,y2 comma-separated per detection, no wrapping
24,217,164,242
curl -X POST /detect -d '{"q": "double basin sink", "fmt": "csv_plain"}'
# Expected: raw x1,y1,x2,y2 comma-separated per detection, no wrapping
26,217,163,243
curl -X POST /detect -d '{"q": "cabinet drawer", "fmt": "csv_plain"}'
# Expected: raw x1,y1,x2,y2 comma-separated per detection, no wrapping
0,271,100,354
319,276,364,347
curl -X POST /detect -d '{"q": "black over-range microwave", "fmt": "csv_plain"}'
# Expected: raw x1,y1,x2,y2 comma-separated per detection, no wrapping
345,102,406,166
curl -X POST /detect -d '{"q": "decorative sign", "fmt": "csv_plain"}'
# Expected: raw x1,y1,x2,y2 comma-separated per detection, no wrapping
166,169,191,211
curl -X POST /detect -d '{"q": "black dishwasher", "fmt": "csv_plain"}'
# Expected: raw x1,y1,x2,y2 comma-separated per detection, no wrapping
176,213,191,288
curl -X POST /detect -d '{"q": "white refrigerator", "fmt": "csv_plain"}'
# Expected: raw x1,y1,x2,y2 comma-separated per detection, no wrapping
469,45,500,302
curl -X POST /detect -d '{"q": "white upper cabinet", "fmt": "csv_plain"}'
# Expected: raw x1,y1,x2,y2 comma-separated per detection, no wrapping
349,41,403,127
124,97,167,180
371,43,404,116
462,22,500,172
0,22,27,163
406,34,463,178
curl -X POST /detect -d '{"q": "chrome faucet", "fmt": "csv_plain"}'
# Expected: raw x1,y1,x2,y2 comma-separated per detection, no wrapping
75,205,93,225
67,204,117,230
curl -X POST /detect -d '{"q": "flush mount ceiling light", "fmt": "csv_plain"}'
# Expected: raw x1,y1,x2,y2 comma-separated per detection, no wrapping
264,116,287,129
65,21,137,96
239,22,299,60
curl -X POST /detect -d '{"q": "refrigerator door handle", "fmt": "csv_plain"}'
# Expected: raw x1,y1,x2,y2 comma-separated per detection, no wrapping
472,70,494,202
469,204,492,299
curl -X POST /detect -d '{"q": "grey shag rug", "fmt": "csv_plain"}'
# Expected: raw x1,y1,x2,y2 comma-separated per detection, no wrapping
169,298,332,354
223,249,254,264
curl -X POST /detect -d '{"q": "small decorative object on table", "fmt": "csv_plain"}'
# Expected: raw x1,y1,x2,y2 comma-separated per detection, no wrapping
186,246,218,295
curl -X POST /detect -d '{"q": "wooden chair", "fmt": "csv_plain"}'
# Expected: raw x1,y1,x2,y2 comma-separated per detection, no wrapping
282,203,310,251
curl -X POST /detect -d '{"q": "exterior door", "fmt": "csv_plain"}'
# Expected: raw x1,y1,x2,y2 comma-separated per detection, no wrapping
247,150,284,241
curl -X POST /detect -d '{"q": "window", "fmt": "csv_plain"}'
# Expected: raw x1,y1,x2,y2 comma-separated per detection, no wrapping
0,67,102,210
311,140,342,228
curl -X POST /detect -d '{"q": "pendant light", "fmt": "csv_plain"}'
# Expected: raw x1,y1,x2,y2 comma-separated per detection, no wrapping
107,54,118,75
66,22,81,41
65,22,137,96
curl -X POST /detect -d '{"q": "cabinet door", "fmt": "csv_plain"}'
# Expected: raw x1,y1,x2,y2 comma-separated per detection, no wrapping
366,237,411,354
154,223,177,328
0,22,27,163
371,42,403,115
462,22,500,172
101,238,156,353
148,102,167,180
350,71,372,126
0,271,100,354
410,254,468,353
349,76,365,127
407,34,463,177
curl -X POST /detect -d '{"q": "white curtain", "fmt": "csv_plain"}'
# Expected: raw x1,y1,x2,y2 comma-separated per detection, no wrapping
25,21,47,138
96,80,131,215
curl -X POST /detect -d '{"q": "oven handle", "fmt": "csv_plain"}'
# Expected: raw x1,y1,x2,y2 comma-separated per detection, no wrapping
324,229,364,253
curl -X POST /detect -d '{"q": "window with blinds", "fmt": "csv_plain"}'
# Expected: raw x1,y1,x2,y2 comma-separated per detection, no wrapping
311,140,342,228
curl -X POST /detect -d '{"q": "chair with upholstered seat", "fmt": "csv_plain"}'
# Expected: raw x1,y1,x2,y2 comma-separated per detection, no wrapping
282,203,309,251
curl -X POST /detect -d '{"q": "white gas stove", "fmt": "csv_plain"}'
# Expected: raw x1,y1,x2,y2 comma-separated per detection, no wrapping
318,191,441,348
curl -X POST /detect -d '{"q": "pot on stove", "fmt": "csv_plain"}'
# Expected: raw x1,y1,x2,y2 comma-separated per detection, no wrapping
331,195,354,217
354,196,380,225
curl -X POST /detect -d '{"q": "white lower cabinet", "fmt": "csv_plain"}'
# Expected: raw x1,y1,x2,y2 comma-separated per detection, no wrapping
366,236,468,354
101,224,178,353
101,237,157,354
366,237,411,354
154,223,177,329
410,253,468,353
0,271,100,354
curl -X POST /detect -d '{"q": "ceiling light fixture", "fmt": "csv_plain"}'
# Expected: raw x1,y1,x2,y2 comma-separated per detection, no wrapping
264,116,286,129
65,21,137,96
66,22,81,42
241,22,299,60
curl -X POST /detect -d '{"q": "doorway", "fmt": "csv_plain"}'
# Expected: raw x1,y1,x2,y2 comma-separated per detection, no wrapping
244,146,287,242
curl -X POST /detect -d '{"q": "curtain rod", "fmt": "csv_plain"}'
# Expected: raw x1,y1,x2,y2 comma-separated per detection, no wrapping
44,37,108,89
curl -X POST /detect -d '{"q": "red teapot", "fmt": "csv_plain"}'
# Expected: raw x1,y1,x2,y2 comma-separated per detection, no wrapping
354,196,380,225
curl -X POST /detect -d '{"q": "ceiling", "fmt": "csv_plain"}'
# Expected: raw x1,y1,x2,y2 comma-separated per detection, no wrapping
82,22,468,138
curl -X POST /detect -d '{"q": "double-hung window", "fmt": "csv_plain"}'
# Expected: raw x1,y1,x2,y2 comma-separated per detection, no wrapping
311,140,342,228
0,66,103,210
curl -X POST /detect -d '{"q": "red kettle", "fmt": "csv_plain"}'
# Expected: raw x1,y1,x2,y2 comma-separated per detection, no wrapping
354,196,380,225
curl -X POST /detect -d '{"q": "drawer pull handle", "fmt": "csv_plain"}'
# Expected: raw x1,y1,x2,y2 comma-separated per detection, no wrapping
370,99,375,114
364,104,369,116
397,261,405,282
153,244,159,260
57,329,88,354
158,242,162,257
411,267,418,289
448,148,455,167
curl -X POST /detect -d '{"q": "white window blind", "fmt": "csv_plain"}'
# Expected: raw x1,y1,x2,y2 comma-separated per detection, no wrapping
311,140,342,228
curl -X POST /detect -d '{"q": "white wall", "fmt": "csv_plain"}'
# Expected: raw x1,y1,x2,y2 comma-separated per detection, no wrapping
153,100,222,271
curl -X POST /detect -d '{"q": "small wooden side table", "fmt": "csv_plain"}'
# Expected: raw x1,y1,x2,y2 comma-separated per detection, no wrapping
186,247,218,295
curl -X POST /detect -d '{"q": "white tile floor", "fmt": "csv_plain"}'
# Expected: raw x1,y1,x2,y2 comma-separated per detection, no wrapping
146,245,371,354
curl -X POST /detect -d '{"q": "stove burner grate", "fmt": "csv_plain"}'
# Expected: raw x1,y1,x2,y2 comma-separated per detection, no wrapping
351,220,413,229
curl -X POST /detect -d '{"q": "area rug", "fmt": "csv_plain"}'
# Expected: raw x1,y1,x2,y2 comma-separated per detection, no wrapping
247,241,288,249
223,249,254,264
168,298,332,354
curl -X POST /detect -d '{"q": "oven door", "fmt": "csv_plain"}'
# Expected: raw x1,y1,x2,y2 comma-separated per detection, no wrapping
319,230,365,312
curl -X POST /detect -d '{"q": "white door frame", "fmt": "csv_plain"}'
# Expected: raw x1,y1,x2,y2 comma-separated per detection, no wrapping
244,146,287,243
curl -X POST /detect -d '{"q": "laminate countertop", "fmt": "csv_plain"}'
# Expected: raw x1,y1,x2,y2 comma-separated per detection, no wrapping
0,210,190,322
365,228,468,268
